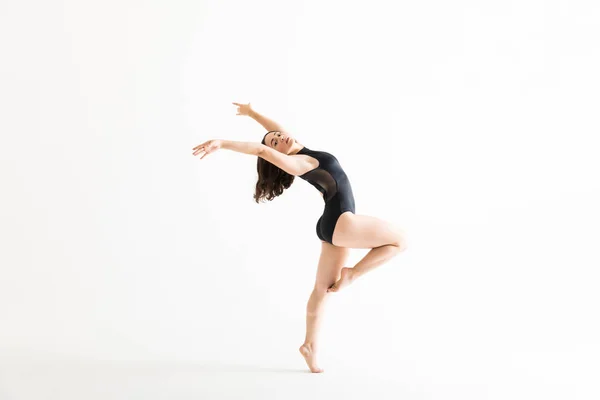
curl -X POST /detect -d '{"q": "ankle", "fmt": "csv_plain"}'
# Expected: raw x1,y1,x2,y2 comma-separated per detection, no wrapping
302,342,316,352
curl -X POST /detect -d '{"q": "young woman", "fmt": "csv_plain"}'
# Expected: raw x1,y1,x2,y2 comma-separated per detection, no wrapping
192,102,407,373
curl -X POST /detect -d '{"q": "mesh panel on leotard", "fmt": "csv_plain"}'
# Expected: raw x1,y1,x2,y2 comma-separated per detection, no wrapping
299,168,338,202
296,145,356,243
296,146,355,209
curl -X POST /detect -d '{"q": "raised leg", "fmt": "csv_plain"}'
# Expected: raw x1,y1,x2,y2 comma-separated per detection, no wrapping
328,212,407,292
299,241,350,373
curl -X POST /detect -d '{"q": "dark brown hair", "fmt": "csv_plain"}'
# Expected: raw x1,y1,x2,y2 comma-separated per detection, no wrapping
254,130,295,203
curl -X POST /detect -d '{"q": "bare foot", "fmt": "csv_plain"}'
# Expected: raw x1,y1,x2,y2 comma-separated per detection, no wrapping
327,267,355,293
299,343,324,373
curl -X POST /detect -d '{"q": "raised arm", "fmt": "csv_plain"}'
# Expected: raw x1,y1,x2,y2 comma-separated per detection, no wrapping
233,102,288,133
221,140,263,156
249,109,287,133
222,140,310,176
193,138,309,176
193,139,263,159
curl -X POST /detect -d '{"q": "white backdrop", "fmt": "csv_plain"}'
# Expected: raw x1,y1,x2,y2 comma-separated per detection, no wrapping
1,0,599,398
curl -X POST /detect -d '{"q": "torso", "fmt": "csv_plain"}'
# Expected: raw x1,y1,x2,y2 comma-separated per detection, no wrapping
292,149,322,198
294,145,354,204
293,145,357,244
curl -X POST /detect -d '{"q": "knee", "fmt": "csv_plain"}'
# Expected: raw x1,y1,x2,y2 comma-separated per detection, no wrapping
391,230,408,252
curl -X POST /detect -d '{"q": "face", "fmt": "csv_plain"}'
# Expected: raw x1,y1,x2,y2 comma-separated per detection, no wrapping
266,131,297,154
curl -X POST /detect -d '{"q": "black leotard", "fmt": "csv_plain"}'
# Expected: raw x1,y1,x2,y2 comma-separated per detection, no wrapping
296,146,356,244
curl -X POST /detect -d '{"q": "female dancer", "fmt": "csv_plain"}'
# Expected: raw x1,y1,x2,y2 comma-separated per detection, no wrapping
192,102,407,373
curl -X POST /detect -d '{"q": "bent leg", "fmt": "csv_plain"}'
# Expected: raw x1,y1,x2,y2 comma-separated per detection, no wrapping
332,212,406,250
328,213,407,292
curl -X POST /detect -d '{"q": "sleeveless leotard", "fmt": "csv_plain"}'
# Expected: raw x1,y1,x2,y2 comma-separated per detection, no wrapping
296,146,356,244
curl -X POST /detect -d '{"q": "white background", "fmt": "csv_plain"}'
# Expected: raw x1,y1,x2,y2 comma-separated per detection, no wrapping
1,0,599,399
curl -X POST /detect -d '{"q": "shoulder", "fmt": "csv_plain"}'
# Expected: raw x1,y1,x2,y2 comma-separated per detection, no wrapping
259,146,317,176
292,153,319,175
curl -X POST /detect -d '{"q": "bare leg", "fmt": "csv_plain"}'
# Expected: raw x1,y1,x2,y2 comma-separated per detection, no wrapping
328,213,407,293
299,288,327,373
328,244,403,292
299,241,350,373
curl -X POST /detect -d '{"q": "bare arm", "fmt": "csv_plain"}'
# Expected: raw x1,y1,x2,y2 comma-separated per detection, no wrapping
258,146,312,176
248,109,288,133
201,139,310,175
221,140,263,156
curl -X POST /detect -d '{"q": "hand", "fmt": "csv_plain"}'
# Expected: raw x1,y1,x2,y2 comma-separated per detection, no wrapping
232,101,253,116
192,139,223,160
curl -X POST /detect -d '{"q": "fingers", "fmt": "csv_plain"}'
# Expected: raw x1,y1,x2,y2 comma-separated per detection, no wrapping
232,102,252,117
194,149,207,159
199,147,211,158
193,141,209,150
192,143,205,156
192,141,211,159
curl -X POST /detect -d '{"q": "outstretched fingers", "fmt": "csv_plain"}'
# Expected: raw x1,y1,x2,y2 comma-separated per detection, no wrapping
192,143,207,159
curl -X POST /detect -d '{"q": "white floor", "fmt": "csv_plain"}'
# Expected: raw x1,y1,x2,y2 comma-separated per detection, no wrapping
0,350,596,400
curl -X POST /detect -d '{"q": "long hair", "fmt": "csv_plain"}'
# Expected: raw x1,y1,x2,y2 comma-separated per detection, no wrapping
254,130,295,203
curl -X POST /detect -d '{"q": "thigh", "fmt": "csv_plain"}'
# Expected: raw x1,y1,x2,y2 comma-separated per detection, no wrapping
314,241,351,291
332,213,405,249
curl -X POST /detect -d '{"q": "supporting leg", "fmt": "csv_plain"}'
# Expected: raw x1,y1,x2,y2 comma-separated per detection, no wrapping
299,241,350,373
299,288,328,373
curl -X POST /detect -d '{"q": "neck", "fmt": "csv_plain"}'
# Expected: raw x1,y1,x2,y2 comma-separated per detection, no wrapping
289,142,304,155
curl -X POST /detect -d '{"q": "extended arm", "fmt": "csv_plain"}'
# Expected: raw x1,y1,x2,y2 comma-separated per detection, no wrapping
221,140,263,156
248,109,288,133
214,140,310,175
